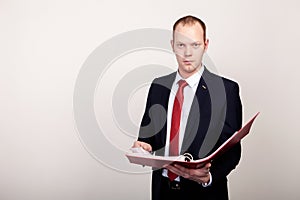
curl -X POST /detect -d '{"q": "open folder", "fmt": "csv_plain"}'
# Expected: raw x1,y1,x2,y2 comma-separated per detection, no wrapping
126,112,260,169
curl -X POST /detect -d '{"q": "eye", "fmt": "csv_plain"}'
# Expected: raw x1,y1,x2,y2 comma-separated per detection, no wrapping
192,43,200,48
176,43,185,48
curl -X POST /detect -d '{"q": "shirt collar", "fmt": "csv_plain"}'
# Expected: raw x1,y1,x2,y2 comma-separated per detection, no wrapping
174,65,204,88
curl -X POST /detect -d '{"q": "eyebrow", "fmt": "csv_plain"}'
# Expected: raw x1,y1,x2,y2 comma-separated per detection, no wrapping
175,41,202,44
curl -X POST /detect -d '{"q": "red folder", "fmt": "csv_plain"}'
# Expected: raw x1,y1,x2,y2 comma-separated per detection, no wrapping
126,112,260,169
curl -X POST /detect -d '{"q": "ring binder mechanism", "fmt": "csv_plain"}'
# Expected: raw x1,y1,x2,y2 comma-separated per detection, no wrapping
126,112,260,169
182,153,193,162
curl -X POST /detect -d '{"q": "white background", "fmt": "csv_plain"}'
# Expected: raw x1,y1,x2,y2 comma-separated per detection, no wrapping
1,0,300,199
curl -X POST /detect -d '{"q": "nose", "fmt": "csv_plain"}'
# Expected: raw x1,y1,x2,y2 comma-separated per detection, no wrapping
184,46,192,57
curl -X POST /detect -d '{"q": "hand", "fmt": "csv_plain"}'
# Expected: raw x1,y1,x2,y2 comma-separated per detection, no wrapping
165,162,211,184
132,141,152,152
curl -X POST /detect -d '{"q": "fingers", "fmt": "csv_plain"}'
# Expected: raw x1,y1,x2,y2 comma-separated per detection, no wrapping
164,164,181,177
132,141,152,152
165,164,208,181
165,164,194,179
205,162,212,168
195,161,211,169
200,162,211,174
196,162,211,171
166,163,211,182
205,162,211,173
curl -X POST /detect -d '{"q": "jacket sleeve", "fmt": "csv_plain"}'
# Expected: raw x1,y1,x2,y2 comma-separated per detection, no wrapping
137,79,166,151
137,81,155,145
210,81,243,183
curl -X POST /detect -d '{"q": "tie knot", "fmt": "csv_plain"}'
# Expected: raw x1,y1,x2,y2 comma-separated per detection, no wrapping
178,80,188,88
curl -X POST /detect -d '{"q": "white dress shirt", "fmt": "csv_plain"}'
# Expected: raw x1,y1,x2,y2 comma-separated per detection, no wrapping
162,66,212,186
162,67,203,179
164,67,204,157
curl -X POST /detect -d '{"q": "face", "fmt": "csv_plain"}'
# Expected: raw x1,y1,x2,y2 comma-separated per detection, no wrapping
171,22,209,78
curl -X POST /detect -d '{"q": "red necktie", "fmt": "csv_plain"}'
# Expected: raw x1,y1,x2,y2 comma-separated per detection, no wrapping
168,80,188,181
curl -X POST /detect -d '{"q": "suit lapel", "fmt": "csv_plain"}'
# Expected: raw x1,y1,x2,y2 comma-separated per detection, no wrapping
156,69,219,157
180,74,210,154
180,68,227,158
153,72,176,156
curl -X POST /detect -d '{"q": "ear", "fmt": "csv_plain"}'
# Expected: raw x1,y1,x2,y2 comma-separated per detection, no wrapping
204,39,209,51
170,40,175,52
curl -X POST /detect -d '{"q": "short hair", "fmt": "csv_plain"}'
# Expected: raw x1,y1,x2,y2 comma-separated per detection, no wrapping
173,15,206,41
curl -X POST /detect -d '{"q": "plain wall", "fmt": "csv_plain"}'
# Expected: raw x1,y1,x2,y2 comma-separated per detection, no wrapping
1,0,300,199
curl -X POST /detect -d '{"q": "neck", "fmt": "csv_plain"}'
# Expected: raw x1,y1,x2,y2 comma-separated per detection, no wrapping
178,64,203,79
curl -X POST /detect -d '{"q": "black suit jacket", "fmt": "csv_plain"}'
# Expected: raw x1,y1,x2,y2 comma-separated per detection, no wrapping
138,67,242,200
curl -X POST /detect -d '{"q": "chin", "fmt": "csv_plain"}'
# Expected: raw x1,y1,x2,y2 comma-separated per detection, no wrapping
182,65,198,72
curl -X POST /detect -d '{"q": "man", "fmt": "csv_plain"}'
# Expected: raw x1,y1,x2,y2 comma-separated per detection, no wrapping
132,15,242,200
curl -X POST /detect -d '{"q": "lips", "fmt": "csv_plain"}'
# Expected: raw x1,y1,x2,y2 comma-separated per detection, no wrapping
183,60,193,65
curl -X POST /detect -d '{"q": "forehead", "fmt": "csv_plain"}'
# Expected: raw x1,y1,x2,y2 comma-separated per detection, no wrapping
173,22,204,42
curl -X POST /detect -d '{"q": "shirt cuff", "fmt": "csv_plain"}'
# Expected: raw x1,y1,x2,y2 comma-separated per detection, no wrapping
202,172,212,187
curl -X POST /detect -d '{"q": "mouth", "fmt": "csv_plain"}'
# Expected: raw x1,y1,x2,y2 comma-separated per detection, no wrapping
183,60,193,65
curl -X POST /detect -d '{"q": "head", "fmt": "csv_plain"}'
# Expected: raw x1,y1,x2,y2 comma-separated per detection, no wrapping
171,15,209,78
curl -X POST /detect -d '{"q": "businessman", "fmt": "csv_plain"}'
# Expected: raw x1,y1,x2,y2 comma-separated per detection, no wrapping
132,15,242,200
